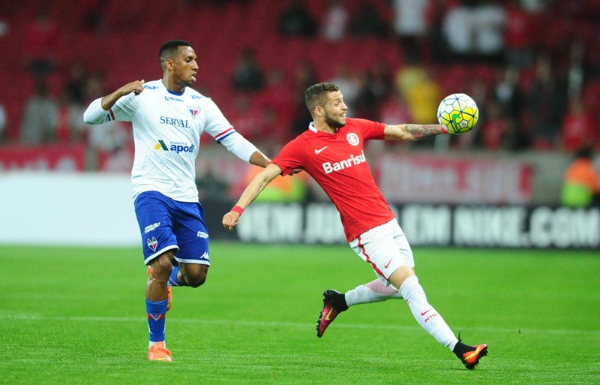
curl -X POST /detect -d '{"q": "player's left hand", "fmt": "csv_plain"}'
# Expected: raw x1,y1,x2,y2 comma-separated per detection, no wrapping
222,212,240,231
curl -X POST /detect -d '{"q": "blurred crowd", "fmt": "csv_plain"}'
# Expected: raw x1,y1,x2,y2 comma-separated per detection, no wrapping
0,0,599,159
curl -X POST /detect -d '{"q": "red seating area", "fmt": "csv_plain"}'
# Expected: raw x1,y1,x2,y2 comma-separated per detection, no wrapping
0,0,404,140
2,0,598,148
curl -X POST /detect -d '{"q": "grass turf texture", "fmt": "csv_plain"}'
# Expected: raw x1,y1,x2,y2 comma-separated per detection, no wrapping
1,244,599,384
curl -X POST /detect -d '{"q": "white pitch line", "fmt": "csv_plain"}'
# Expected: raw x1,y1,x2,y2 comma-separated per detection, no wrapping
1,313,599,336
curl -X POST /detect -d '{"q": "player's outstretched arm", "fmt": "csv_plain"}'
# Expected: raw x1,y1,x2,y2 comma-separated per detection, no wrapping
383,124,449,141
83,80,145,124
247,150,302,175
223,163,282,231
248,151,271,168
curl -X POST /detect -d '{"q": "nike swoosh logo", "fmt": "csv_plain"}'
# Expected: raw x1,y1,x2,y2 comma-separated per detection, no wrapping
384,259,393,269
314,146,328,154
324,308,335,321
421,309,432,316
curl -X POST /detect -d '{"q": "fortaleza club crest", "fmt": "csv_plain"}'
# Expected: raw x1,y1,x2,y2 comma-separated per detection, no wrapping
147,237,158,252
188,106,200,118
346,133,359,146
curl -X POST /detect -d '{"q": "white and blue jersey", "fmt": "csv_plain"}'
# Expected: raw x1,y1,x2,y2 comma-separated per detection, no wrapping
84,79,257,202
84,80,260,264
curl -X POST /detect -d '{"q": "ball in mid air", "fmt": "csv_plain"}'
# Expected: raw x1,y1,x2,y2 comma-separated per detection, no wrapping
437,93,479,135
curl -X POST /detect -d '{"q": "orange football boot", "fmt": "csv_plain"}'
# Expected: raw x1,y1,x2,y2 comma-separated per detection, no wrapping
148,341,172,362
457,343,488,369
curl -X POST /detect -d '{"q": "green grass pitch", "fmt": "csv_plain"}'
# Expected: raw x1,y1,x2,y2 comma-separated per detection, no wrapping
1,243,599,384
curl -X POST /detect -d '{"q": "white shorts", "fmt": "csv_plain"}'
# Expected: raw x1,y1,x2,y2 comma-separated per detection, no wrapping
349,219,414,284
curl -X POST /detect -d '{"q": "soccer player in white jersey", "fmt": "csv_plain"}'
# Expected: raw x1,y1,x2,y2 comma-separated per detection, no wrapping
84,40,271,361
223,83,488,369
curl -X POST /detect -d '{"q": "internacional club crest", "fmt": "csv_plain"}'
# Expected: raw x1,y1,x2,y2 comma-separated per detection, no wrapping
347,133,359,146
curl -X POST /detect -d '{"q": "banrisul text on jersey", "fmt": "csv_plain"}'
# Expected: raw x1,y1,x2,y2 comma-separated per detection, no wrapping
322,150,367,174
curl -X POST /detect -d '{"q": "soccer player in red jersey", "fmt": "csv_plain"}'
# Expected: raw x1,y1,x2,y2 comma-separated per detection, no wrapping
222,83,487,369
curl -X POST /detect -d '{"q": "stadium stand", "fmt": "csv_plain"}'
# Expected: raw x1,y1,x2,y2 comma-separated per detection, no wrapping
0,0,599,151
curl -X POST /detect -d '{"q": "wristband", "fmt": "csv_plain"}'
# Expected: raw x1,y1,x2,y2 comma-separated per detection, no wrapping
231,205,244,216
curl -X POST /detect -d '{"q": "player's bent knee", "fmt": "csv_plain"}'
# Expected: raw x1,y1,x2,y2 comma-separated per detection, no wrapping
149,253,174,282
182,264,208,288
187,274,207,288
388,265,415,291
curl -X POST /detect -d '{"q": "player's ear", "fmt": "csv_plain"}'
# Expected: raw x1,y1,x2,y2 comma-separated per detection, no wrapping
165,58,174,71
314,105,323,118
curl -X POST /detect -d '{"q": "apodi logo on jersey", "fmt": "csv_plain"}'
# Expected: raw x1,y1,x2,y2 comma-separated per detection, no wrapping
154,139,195,154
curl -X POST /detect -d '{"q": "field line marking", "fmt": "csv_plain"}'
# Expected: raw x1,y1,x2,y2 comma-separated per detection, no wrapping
1,313,599,336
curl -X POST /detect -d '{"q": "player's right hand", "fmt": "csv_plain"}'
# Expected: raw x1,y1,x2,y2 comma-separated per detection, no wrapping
122,80,145,96
222,212,240,231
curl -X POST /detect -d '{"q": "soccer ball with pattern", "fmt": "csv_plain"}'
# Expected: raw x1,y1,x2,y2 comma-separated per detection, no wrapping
437,93,479,135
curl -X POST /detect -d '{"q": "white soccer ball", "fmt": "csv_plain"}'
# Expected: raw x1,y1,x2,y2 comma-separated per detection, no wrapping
437,93,479,135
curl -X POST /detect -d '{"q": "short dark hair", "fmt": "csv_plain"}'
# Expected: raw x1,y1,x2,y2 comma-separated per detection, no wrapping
305,82,340,117
159,40,191,69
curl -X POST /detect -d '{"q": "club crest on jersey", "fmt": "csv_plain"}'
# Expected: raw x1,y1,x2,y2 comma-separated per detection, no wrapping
147,237,158,252
347,133,359,146
188,106,200,118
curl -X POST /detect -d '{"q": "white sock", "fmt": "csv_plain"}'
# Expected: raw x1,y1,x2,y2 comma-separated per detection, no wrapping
399,275,458,350
345,279,402,306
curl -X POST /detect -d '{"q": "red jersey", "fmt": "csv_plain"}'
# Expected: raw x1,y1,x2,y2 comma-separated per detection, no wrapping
272,118,395,241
